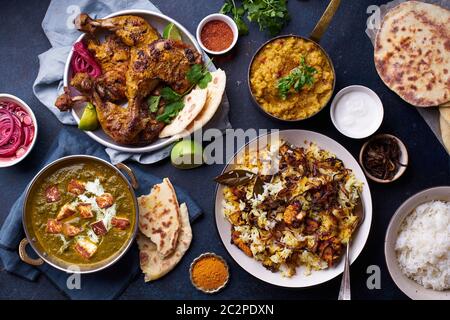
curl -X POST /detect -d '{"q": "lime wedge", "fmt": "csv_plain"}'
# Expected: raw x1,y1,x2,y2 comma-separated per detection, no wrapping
171,140,203,169
163,23,182,41
78,102,99,131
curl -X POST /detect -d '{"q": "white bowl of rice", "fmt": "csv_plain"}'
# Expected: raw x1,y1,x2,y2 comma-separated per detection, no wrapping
385,186,450,300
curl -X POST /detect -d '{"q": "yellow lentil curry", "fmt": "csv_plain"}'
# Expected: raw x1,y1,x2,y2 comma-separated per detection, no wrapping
250,37,334,120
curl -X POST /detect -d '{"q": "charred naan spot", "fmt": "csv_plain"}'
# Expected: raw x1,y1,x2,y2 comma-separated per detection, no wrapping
162,221,172,228
444,69,448,75
426,83,433,91
407,76,418,81
410,84,418,91
445,40,450,51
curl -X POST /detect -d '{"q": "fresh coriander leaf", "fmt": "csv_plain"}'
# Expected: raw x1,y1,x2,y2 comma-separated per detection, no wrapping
198,72,212,89
187,64,204,85
156,100,184,123
235,15,249,35
219,0,249,36
243,0,289,35
276,56,317,99
147,96,161,113
220,1,233,14
160,87,181,103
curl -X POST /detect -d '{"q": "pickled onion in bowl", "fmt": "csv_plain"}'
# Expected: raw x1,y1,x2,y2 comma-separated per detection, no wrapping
0,98,36,165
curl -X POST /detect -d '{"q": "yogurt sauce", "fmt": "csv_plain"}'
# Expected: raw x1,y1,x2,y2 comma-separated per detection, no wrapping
332,88,383,138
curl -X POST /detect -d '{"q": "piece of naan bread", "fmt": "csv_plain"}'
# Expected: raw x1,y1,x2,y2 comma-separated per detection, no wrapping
182,69,226,136
439,106,450,125
440,114,450,153
138,178,180,258
159,88,208,138
374,1,450,107
137,203,192,282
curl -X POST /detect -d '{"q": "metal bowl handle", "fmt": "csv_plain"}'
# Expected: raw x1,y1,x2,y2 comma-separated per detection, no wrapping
310,0,341,43
18,238,44,266
115,163,139,190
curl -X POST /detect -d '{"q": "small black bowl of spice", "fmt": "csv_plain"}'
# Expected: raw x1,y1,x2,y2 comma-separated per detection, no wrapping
196,14,238,55
359,134,408,183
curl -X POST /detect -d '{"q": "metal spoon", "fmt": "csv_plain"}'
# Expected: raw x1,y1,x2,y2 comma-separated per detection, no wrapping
338,198,365,300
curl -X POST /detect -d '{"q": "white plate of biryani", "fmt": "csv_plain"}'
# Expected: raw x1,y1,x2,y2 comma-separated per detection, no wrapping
214,130,372,288
385,187,450,300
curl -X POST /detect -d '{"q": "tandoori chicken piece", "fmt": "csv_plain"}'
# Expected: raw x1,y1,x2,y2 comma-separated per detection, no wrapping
85,35,129,102
75,14,160,47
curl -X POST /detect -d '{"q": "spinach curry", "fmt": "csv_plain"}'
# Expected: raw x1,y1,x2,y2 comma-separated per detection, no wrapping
27,160,135,265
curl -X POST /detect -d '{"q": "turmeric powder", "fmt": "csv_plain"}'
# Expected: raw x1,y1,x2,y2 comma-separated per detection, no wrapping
191,255,229,291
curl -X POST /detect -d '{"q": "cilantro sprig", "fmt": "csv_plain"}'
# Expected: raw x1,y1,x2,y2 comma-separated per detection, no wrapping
220,0,289,36
148,63,213,124
277,57,317,100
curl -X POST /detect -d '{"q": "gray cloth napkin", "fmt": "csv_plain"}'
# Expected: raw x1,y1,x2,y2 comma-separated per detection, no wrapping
33,0,231,164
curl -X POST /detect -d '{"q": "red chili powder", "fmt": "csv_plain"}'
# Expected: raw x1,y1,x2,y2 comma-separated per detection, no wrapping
200,20,233,52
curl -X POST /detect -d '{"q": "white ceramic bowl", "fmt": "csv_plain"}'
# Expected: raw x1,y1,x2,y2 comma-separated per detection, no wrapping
196,13,238,55
0,94,38,168
215,130,373,288
385,186,450,300
330,85,384,139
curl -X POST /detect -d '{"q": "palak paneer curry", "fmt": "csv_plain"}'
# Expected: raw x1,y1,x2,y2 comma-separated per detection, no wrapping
27,160,136,265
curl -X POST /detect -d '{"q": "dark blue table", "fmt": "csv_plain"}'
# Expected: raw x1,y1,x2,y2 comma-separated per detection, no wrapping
0,0,448,300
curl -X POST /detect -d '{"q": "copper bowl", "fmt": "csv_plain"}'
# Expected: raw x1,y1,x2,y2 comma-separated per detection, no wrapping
19,155,139,273
247,0,340,122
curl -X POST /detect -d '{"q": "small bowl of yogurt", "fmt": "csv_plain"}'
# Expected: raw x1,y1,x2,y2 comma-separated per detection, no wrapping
330,85,384,139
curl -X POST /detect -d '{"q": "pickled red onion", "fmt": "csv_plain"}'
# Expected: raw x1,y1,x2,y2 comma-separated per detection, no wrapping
71,41,102,78
0,101,34,160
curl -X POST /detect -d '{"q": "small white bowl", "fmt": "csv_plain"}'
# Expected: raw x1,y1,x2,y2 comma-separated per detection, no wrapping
359,134,408,183
330,85,384,139
196,13,238,55
0,94,38,168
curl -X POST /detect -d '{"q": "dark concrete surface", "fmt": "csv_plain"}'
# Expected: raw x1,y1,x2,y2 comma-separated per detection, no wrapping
0,0,448,300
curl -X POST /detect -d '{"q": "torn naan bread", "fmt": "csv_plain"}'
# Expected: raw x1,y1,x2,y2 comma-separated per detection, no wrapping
374,1,450,107
138,178,180,258
159,88,208,138
440,114,450,153
183,69,226,136
137,203,192,282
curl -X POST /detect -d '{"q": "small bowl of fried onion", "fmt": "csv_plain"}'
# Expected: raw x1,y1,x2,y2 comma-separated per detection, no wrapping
359,134,408,183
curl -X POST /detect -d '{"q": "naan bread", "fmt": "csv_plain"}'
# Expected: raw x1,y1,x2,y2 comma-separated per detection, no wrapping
137,203,192,282
159,88,207,138
374,1,450,107
138,178,180,258
183,69,226,136
440,114,450,153
439,106,450,124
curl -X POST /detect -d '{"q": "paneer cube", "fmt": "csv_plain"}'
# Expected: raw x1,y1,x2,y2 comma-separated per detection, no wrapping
67,179,85,195
91,220,107,236
62,223,82,237
45,185,60,203
95,193,114,209
111,217,130,230
45,219,62,234
78,203,93,219
56,203,76,221
74,238,97,259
